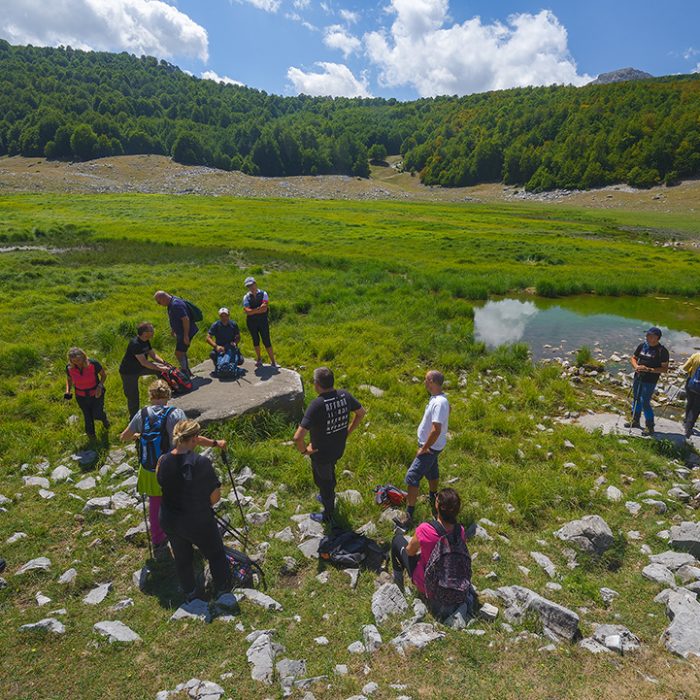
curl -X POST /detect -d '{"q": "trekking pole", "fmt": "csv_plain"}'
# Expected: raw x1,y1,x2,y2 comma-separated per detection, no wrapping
221,449,250,545
141,495,154,560
629,373,641,434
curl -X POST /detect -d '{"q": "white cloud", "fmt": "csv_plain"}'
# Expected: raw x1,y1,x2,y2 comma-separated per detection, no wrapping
695,63,700,74
339,9,360,24
365,2,590,97
0,0,208,61
682,47,699,60
293,0,311,8
238,0,281,12
323,24,361,58
287,61,371,97
201,70,244,86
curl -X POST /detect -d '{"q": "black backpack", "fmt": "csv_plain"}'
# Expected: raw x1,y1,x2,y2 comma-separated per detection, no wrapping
183,299,203,322
138,406,175,471
224,545,266,590
318,529,386,571
423,521,472,608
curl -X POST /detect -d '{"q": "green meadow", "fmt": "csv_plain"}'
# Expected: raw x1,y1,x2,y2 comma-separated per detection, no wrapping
1,193,700,699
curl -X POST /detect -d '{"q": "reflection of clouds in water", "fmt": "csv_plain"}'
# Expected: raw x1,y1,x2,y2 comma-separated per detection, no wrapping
474,299,538,347
662,329,700,356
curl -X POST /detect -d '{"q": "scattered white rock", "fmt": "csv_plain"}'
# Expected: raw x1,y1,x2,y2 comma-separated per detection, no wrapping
661,590,700,658
235,588,283,611
75,476,97,491
592,624,641,654
642,563,676,587
530,552,557,579
170,599,211,623
94,620,141,643
20,617,65,635
606,486,623,502
371,583,408,624
553,515,614,555
274,526,295,543
16,557,51,575
391,623,445,652
6,531,27,545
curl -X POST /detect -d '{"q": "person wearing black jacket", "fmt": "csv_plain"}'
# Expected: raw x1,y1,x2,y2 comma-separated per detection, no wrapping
156,419,230,601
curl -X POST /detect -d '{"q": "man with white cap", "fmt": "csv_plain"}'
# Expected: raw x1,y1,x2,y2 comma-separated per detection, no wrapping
206,307,242,370
242,276,276,367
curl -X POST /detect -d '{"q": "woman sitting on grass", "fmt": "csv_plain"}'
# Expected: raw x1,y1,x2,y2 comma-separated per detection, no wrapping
391,487,473,619
156,419,230,602
64,347,109,439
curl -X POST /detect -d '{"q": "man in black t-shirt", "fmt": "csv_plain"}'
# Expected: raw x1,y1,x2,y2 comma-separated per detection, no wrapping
626,326,669,435
119,322,169,419
293,367,366,523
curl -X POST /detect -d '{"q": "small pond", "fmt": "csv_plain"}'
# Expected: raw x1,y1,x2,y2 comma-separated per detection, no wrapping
474,296,700,363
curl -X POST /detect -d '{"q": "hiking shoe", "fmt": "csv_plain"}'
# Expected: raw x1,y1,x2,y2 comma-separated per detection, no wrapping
154,541,171,561
102,418,110,430
309,512,326,523
255,359,263,367
393,513,415,531
643,422,655,436
624,419,641,429
0,558,6,574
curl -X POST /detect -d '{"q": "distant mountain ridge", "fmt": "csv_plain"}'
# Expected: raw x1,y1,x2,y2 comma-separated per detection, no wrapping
589,68,654,85
1,42,699,192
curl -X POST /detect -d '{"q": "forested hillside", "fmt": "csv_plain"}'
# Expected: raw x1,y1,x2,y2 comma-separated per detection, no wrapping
1,41,699,191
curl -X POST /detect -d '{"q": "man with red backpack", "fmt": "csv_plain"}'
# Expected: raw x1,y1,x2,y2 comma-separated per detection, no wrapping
391,487,473,620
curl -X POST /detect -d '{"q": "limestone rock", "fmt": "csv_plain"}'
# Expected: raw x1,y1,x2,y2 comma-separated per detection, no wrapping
496,586,579,642
348,641,365,654
371,583,408,624
677,565,700,584
51,465,73,482
443,602,472,629
606,486,623,502
16,557,51,575
58,567,78,585
391,623,445,652
124,521,148,541
592,624,641,654
94,620,141,643
23,476,50,489
277,657,306,697
297,537,321,559
661,589,700,658
83,582,112,605
358,384,385,397
170,599,211,622
579,637,610,654
362,624,383,652
337,489,362,505
479,603,499,621
530,552,557,578
247,632,278,684
642,499,668,515
235,588,283,611
599,587,619,606
649,551,696,571
553,515,614,555
20,617,65,635
642,563,676,587
344,568,360,589
246,511,270,526
274,526,295,543
169,359,304,425
6,531,27,545
75,476,97,490
670,521,700,559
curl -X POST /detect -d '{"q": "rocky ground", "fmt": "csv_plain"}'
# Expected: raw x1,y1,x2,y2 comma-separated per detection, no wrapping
1,155,699,217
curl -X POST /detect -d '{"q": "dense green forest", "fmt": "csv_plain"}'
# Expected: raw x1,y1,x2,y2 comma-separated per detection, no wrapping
1,41,699,190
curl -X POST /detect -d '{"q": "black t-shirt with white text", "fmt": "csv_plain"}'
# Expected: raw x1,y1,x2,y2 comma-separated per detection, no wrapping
300,389,362,462
634,342,669,385
119,336,152,375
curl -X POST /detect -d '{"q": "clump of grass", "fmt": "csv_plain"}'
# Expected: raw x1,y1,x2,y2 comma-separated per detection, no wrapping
575,346,593,366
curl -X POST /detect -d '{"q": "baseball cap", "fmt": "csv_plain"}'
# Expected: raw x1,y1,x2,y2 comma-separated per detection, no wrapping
218,307,229,315
645,326,662,338
244,276,256,287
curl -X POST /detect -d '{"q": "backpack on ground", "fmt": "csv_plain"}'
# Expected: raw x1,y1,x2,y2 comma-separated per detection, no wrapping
160,365,192,394
318,528,386,571
183,299,203,322
224,545,267,590
138,406,175,471
374,484,408,509
423,521,472,610
688,366,700,395
216,346,244,379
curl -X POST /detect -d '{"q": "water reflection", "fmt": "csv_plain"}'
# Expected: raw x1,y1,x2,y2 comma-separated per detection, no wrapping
474,298,700,362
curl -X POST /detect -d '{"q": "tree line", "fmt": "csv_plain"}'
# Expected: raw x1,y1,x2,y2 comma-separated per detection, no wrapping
1,41,699,190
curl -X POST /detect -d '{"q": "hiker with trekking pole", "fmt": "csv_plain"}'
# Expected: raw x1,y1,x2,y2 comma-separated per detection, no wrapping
625,327,669,436
681,350,700,439
119,379,225,559
64,347,109,439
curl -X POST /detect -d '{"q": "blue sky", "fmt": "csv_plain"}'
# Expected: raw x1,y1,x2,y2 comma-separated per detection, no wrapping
2,0,699,99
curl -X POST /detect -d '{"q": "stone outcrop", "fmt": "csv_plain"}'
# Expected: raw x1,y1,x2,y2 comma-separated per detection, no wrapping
170,360,303,425
554,515,614,555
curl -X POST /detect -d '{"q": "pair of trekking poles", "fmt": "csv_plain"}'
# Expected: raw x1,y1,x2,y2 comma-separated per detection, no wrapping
140,449,250,559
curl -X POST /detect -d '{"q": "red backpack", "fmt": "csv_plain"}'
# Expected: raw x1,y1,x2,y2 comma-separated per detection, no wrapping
160,366,192,394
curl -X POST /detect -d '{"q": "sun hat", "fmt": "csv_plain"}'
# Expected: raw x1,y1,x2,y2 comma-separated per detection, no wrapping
218,307,229,315
244,276,256,287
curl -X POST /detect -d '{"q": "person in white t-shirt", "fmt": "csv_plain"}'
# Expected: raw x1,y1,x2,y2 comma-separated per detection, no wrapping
394,369,450,530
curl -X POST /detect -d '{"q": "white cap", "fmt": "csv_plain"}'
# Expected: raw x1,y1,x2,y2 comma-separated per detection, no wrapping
218,307,229,315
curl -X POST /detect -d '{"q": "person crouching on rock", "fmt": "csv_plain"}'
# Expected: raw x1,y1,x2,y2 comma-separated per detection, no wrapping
206,307,242,370
156,419,230,601
681,350,700,439
626,327,669,436
64,347,109,439
391,487,473,620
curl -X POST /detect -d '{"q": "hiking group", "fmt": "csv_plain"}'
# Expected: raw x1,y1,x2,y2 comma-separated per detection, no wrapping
61,307,698,621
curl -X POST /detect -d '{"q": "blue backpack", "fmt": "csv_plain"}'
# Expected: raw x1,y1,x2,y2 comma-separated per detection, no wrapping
216,346,243,379
138,406,175,471
688,366,700,395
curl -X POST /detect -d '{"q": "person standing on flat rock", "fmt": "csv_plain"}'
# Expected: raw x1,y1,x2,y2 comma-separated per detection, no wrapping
626,326,669,436
155,290,199,377
242,276,276,368
293,367,365,523
394,370,450,531
681,350,700,439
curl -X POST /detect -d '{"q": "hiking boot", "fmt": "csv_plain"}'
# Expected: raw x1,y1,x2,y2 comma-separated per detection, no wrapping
624,418,641,429
309,512,327,523
102,417,110,430
154,541,171,561
643,421,655,436
0,558,5,574
685,424,694,439
393,513,415,531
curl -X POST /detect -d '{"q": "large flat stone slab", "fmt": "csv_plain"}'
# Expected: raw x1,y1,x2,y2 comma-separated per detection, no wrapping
576,413,700,450
170,359,304,425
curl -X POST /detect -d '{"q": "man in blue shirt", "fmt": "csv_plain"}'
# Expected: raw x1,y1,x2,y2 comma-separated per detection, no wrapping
206,307,242,370
155,290,199,376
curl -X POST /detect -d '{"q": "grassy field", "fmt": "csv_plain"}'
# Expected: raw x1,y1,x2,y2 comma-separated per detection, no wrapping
1,193,700,699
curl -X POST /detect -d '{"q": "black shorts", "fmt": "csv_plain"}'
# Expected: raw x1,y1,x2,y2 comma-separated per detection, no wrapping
247,316,271,348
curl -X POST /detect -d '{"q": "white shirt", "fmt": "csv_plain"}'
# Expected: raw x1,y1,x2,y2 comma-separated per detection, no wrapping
417,394,450,451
